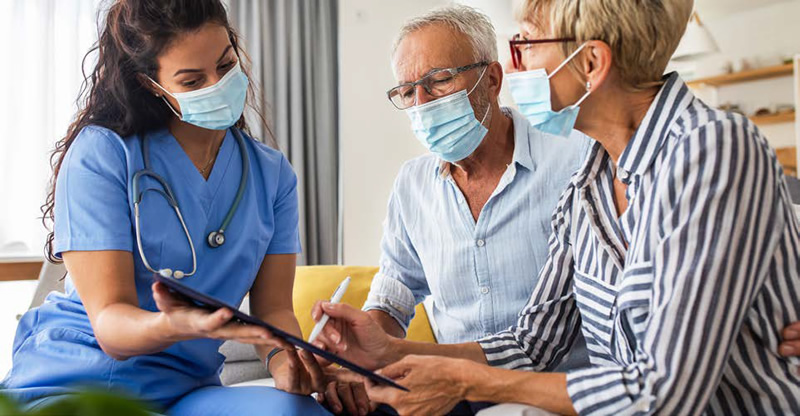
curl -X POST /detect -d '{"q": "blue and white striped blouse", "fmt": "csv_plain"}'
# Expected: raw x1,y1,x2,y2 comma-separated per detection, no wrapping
478,73,800,415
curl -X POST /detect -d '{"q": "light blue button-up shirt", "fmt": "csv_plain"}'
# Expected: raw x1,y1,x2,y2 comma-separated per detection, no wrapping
363,107,590,348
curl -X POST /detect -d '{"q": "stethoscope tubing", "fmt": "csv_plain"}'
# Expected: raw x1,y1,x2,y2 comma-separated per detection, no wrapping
133,127,249,279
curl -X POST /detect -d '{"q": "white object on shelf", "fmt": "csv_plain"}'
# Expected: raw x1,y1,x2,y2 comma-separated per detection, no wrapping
672,12,719,62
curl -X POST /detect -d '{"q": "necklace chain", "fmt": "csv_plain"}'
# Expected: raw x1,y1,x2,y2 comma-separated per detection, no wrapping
198,142,222,176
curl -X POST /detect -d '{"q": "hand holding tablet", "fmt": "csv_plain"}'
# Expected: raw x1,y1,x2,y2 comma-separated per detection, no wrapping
152,273,408,392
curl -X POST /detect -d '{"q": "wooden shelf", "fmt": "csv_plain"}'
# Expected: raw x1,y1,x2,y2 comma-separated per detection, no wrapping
751,111,796,126
687,63,794,88
776,147,797,177
0,261,42,281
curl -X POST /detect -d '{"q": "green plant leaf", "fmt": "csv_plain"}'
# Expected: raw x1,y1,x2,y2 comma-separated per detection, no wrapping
0,393,22,416
28,391,152,416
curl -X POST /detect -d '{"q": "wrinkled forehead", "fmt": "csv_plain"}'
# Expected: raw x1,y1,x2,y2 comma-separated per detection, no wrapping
391,23,476,84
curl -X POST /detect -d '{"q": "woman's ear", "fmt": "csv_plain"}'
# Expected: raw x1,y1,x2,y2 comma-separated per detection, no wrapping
582,40,613,93
136,73,162,97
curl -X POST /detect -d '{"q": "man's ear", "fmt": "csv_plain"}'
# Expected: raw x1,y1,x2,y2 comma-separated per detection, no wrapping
486,61,504,102
581,40,613,92
136,73,162,97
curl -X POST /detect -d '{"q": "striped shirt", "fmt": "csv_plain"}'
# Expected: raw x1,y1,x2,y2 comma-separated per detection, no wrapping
478,73,800,415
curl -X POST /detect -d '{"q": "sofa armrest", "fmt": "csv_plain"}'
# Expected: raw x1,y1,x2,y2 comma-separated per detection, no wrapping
220,360,269,386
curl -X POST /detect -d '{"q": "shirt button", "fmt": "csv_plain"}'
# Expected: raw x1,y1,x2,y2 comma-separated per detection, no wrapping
476,239,485,247
480,286,490,294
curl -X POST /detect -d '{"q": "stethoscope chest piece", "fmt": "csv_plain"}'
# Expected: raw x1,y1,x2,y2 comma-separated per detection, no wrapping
207,231,226,248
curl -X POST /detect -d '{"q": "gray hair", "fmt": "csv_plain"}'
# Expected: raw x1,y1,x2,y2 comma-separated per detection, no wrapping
392,5,498,64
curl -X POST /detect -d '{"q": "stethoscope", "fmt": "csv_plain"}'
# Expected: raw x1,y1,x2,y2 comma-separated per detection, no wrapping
133,127,250,279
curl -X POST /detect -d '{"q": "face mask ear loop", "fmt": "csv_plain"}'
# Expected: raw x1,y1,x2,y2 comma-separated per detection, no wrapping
467,65,492,127
159,96,183,119
144,74,183,119
478,104,491,126
548,42,588,80
467,66,489,96
571,81,592,109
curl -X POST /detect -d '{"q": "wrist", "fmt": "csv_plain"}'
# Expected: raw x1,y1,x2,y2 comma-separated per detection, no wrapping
380,337,405,368
154,311,188,343
267,349,288,375
459,360,488,402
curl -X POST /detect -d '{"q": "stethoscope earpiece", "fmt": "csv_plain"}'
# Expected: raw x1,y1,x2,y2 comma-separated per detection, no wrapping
207,231,226,248
157,268,185,279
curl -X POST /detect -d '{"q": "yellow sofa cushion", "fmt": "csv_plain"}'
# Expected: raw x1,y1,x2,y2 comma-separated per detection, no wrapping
293,265,436,343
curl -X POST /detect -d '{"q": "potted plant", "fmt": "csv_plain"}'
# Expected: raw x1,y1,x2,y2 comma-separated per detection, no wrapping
0,390,152,416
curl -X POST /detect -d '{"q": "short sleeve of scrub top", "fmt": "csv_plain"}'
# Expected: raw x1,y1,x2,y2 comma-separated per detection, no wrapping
266,155,302,254
53,125,133,257
4,125,306,409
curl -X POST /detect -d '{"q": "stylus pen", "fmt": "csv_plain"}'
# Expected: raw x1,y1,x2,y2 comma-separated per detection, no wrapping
308,276,351,344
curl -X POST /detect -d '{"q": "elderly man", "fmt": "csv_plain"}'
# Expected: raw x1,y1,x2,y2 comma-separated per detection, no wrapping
318,5,589,416
362,5,588,355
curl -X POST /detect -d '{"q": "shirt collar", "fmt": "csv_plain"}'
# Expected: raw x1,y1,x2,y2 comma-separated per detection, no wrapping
573,73,694,189
434,106,534,179
616,72,694,183
507,106,536,172
573,141,608,190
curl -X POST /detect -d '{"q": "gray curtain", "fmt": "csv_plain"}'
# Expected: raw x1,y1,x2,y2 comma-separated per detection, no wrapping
226,0,339,265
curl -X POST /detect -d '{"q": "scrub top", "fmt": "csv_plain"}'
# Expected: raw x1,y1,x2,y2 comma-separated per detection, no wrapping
1,125,301,409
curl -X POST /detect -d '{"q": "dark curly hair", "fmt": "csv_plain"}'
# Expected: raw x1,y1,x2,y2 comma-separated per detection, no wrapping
42,0,270,263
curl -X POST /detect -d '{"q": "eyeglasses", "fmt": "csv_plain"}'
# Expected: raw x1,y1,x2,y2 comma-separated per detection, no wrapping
509,34,576,70
387,62,488,110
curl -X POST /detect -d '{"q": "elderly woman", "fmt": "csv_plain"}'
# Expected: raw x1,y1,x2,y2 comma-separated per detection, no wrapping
311,0,800,414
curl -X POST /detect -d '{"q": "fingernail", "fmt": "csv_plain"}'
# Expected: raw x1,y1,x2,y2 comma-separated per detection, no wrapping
333,333,341,344
780,345,796,356
786,330,800,339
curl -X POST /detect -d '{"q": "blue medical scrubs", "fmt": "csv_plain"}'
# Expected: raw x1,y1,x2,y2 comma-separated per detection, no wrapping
1,125,330,415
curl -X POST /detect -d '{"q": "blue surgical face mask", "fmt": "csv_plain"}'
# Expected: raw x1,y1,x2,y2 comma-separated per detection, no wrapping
147,62,249,131
405,68,491,163
506,43,591,138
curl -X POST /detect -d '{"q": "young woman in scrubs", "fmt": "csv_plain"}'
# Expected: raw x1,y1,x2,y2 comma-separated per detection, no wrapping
1,0,331,414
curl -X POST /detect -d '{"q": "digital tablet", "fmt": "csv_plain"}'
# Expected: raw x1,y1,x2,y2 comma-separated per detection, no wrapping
153,273,409,392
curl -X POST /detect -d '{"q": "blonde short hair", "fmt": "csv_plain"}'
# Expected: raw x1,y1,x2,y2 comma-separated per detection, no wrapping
518,0,693,88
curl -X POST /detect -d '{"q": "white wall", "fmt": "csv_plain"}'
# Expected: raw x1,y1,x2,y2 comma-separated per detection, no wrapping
338,0,526,265
338,0,448,265
689,0,800,148
456,0,517,106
